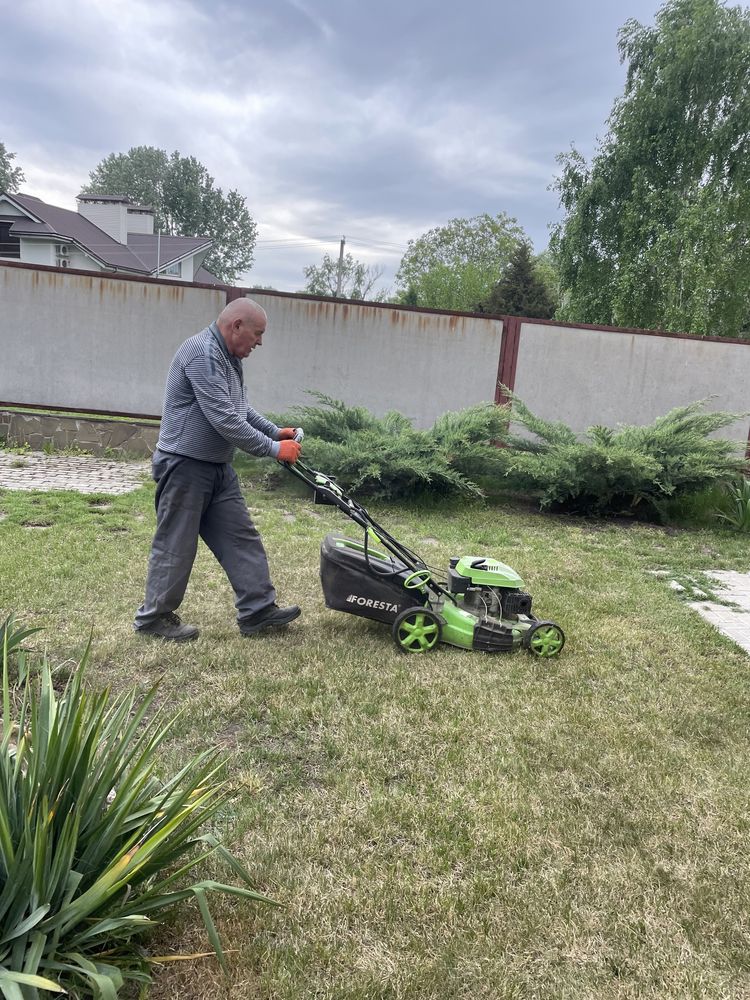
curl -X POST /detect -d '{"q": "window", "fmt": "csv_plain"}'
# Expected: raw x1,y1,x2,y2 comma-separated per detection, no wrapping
162,261,181,276
0,221,21,259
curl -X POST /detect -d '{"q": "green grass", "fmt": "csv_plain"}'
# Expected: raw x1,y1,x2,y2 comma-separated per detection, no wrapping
1,473,750,999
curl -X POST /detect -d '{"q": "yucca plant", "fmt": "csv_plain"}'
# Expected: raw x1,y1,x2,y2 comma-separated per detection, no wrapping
0,615,42,660
0,615,43,687
715,476,750,531
0,637,276,999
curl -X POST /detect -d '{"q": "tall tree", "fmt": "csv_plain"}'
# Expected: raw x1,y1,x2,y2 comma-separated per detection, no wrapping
551,0,750,337
302,252,387,300
395,213,526,311
478,242,557,318
82,146,257,284
0,142,24,193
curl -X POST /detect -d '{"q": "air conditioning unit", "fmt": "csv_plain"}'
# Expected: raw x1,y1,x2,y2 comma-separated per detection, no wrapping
59,259,71,268
56,244,70,256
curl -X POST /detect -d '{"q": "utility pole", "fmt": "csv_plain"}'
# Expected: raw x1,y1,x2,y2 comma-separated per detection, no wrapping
335,236,345,297
156,229,161,277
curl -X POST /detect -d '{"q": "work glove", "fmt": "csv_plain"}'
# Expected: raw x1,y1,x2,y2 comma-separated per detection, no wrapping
277,427,299,440
277,439,302,463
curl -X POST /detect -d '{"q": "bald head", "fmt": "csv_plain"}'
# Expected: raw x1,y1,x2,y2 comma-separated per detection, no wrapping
216,298,267,359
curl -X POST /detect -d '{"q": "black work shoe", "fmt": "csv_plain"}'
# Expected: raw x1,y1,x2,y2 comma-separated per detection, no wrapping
136,612,200,642
239,604,301,636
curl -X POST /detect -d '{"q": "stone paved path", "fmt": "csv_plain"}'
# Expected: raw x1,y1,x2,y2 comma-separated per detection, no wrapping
689,571,750,656
0,450,149,495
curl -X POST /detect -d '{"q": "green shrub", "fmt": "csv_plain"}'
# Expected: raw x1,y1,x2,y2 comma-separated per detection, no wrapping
0,637,275,998
272,393,508,500
496,391,747,520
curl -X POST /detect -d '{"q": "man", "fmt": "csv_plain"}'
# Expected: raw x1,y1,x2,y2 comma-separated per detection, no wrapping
134,297,302,641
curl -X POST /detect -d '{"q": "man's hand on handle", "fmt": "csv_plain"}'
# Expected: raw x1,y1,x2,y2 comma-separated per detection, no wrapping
277,439,302,463
278,427,299,440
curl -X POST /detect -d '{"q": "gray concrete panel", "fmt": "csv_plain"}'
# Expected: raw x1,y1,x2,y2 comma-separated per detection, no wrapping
245,294,503,427
513,323,750,445
1,266,224,414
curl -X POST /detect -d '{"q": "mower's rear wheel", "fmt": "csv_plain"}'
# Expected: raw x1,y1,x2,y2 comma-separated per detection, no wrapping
393,607,442,653
523,620,565,657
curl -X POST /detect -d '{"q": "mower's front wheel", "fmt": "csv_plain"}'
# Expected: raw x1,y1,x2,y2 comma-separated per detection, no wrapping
523,620,565,657
393,607,442,654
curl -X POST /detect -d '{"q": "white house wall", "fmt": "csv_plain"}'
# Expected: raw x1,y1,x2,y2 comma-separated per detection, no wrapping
0,201,27,216
19,240,54,266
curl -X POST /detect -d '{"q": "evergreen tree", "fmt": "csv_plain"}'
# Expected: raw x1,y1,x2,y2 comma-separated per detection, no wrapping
479,242,556,318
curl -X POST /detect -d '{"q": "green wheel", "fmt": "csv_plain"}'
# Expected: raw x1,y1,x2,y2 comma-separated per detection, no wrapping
393,607,442,654
523,620,565,658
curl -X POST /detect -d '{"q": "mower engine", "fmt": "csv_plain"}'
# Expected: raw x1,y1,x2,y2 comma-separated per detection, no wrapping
448,556,533,620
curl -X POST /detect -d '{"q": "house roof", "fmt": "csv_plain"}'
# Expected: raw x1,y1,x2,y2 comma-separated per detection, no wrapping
194,264,224,285
126,232,212,271
2,192,212,275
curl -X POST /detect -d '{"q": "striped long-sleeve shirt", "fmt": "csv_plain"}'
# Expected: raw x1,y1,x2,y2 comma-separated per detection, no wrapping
156,323,281,463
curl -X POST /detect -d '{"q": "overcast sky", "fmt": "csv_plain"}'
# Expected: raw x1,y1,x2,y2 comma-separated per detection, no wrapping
2,0,669,292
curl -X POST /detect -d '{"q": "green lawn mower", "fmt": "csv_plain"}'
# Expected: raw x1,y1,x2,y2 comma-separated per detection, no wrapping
285,459,565,657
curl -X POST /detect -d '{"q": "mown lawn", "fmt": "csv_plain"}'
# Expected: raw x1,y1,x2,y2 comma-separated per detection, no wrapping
1,466,750,999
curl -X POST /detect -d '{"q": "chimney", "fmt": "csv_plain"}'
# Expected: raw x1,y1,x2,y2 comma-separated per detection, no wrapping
126,206,155,235
76,194,131,244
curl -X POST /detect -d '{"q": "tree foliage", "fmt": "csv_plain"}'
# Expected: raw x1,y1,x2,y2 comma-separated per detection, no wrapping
0,141,24,193
82,146,257,284
551,0,750,337
395,214,526,311
302,252,387,300
478,242,557,318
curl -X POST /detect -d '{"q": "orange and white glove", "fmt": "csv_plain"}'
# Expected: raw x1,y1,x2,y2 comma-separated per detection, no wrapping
277,439,302,463
277,427,298,440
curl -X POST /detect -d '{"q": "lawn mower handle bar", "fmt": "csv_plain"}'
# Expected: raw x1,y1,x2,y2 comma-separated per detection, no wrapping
281,459,456,603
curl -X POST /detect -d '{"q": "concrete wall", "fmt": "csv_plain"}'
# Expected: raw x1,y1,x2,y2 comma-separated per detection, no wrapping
246,293,503,426
0,264,504,427
513,322,750,443
2,261,749,451
0,265,224,414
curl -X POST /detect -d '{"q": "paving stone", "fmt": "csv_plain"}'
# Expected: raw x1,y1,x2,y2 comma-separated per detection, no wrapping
0,450,149,496
689,570,750,655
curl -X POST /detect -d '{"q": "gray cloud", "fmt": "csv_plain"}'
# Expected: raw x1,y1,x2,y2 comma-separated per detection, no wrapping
2,0,675,290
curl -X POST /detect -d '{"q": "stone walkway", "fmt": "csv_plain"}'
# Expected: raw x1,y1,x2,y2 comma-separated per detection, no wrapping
689,571,750,656
0,450,149,495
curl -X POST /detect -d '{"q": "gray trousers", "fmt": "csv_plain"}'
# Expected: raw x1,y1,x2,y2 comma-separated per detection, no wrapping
134,450,276,629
